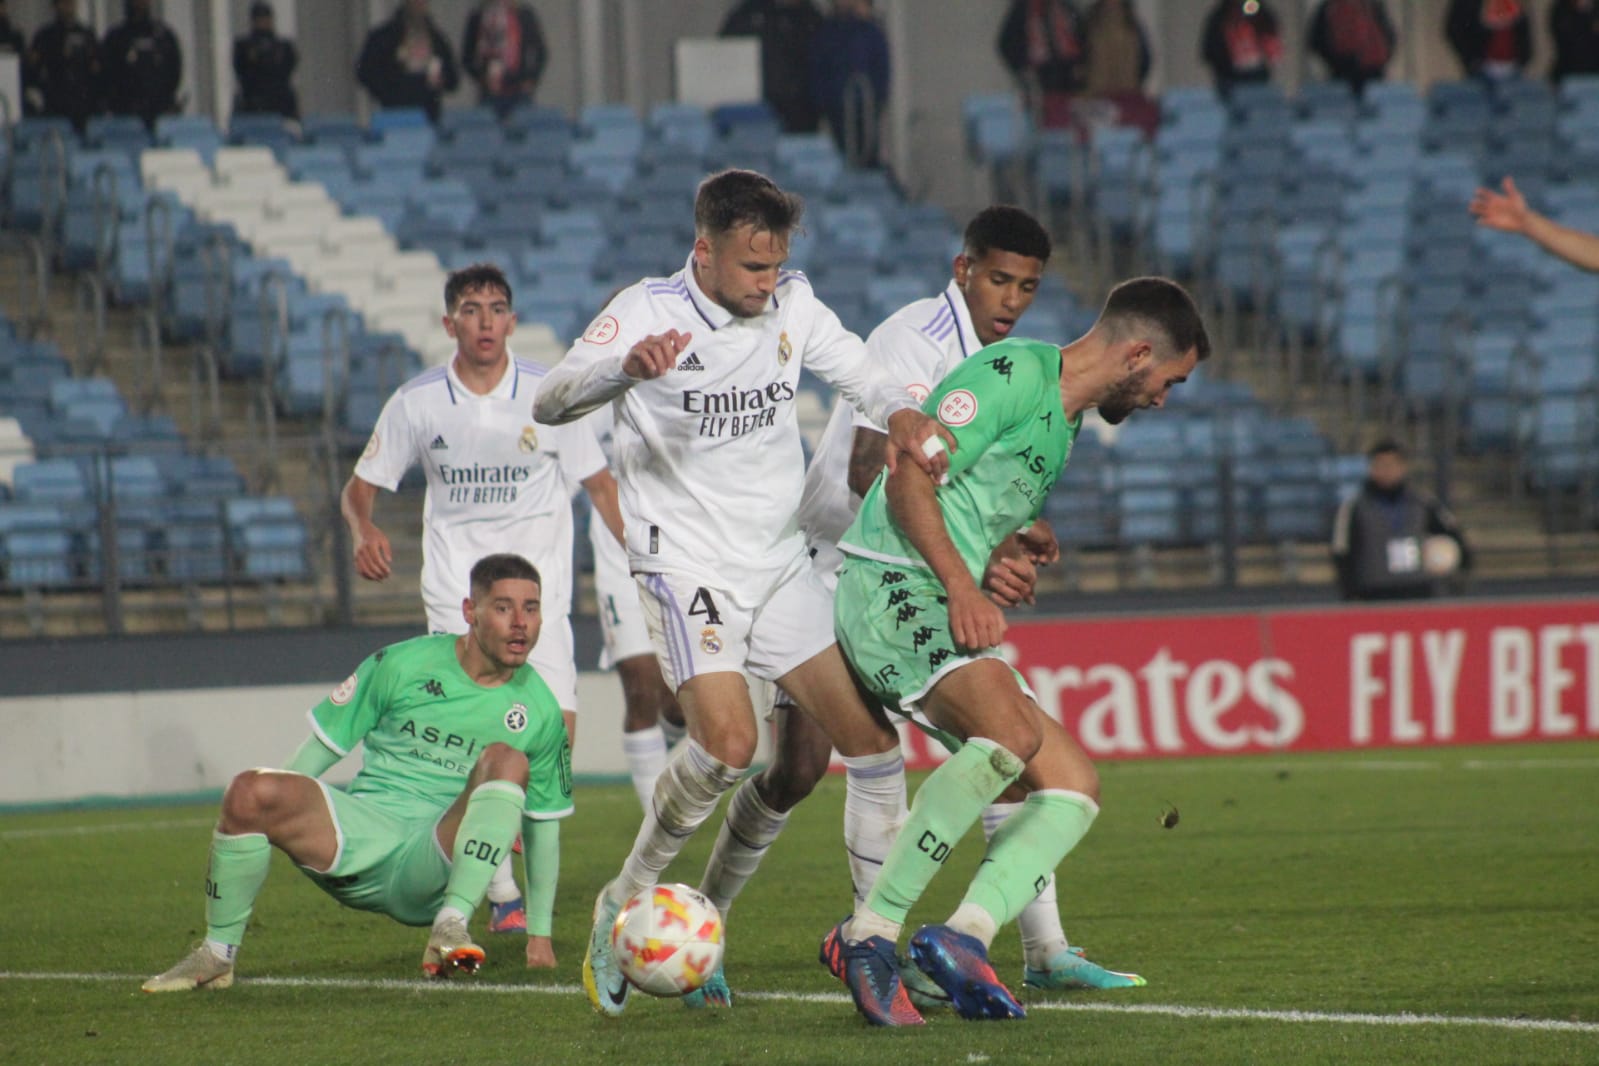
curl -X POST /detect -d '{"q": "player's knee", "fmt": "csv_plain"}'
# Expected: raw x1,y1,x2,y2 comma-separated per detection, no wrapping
700,724,759,770
1075,762,1101,803
620,677,664,732
986,701,1044,765
754,752,826,813
476,742,530,787
220,768,289,830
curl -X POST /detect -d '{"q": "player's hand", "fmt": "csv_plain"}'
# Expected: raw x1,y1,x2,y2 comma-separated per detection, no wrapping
526,936,556,969
1470,176,1531,235
883,409,956,482
1017,519,1060,565
623,330,692,380
352,524,392,581
947,581,1006,649
983,551,1037,608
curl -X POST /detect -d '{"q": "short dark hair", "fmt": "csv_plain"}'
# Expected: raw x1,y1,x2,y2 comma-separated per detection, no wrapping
963,205,1052,265
1367,438,1406,459
694,169,804,240
1098,277,1211,362
445,263,513,313
469,553,541,599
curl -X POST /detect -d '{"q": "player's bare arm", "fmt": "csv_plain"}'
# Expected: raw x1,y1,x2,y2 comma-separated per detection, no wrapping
884,460,1005,649
846,426,890,499
340,475,392,581
883,408,956,480
581,468,626,547
1470,176,1599,273
623,330,692,380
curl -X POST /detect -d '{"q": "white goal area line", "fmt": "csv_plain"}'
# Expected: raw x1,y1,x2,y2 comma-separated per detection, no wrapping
4,972,1595,1036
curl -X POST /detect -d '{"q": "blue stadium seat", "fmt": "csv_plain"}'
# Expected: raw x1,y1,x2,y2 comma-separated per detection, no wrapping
225,496,309,581
13,458,89,504
371,108,431,135
0,504,74,587
161,498,228,583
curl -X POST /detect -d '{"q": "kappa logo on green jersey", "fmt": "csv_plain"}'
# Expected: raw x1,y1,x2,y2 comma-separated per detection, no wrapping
987,354,1014,381
420,679,445,698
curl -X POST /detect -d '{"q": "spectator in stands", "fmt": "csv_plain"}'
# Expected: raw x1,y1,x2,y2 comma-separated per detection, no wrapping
720,0,824,134
809,0,889,167
997,0,1085,129
1080,0,1155,133
1307,0,1396,94
1445,0,1530,81
356,0,459,124
1201,0,1283,96
1550,0,1599,83
1471,175,1599,271
462,0,547,117
25,0,100,132
100,0,182,130
232,2,298,120
0,1,23,61
1331,440,1471,601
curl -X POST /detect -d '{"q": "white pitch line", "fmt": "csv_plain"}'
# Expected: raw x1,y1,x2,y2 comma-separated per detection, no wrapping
1461,758,1599,771
3,972,1595,1036
0,818,213,841
1101,759,1443,774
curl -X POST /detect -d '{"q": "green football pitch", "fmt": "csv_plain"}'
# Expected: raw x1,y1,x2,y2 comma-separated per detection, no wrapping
3,742,1597,1066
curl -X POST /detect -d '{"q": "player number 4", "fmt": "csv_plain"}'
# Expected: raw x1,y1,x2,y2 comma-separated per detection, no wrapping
688,588,723,626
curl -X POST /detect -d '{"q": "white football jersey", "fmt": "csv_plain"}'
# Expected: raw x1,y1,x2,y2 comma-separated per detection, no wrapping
356,354,606,631
533,256,917,588
797,280,982,558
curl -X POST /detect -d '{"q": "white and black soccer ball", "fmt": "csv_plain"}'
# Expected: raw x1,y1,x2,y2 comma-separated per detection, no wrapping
610,883,724,997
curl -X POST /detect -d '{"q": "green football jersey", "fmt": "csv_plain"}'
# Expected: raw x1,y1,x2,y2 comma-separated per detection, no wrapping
839,338,1078,583
309,634,572,821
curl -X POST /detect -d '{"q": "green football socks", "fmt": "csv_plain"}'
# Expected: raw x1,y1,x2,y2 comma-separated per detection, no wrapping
442,781,525,917
957,789,1099,941
204,831,272,948
853,738,1025,939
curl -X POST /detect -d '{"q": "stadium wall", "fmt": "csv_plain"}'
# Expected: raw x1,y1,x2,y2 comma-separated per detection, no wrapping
4,595,1596,807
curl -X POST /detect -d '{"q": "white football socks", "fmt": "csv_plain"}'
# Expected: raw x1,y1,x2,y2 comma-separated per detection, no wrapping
982,800,1069,967
622,724,670,811
203,939,237,963
700,777,790,917
485,856,521,905
609,739,745,907
841,749,908,906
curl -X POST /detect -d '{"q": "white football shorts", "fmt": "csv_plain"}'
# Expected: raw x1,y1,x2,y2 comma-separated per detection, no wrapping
591,518,655,669
635,547,836,690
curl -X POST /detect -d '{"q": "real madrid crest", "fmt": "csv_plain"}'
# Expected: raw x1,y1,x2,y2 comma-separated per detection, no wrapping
700,628,723,655
778,331,792,365
519,425,538,453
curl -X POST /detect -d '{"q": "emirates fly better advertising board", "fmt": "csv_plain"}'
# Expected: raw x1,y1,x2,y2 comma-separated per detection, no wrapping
893,599,1599,770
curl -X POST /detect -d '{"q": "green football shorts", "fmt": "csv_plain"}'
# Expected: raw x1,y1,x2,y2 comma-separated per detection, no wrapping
833,558,1027,754
301,782,454,927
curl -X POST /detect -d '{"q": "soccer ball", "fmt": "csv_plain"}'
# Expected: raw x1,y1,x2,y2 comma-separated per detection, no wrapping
610,883,724,997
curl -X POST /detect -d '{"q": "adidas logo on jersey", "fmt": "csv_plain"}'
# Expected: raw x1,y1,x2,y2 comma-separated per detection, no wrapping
430,435,448,450
676,353,705,371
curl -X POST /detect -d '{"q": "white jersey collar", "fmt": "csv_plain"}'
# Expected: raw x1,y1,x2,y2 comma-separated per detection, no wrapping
445,350,522,403
941,279,982,360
